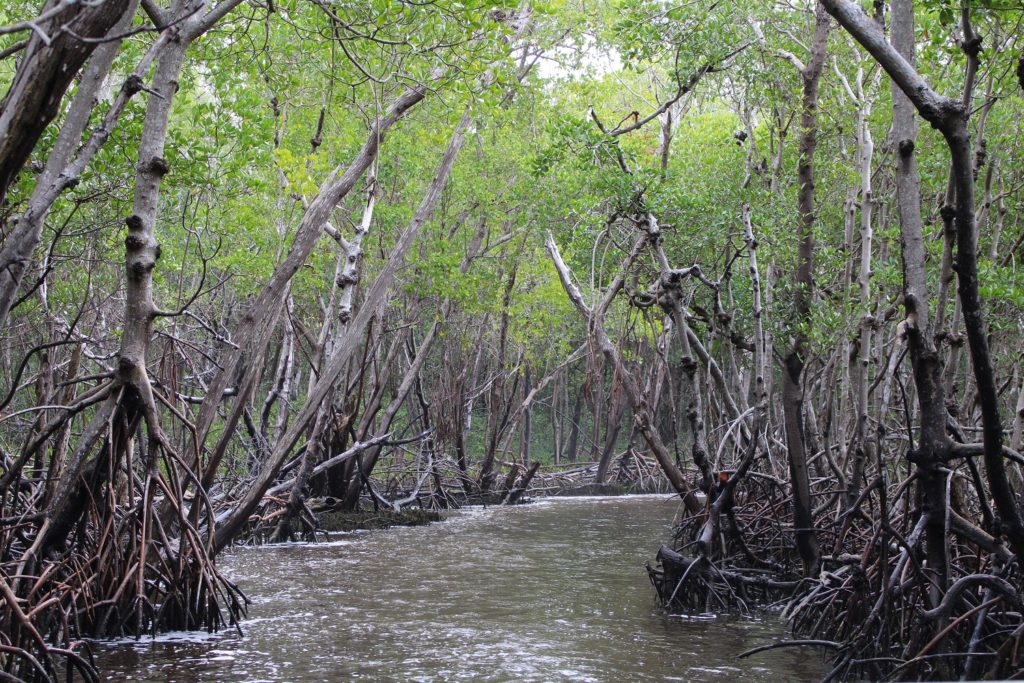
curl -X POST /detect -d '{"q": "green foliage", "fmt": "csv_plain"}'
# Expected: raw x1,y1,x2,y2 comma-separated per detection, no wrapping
3,0,1024,487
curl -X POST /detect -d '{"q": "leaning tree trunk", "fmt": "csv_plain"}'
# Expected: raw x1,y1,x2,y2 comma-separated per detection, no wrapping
0,0,149,331
546,233,702,514
0,0,131,205
270,173,378,540
6,8,250,672
214,112,473,551
191,82,431,494
339,320,442,511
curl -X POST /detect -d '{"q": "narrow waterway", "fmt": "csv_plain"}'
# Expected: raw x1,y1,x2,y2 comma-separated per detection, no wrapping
97,495,823,682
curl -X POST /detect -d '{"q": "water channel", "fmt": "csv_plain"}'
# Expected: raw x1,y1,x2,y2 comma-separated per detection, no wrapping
97,495,824,682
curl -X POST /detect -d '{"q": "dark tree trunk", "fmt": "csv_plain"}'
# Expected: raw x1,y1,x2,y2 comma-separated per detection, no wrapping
565,387,584,464
824,0,1024,579
780,4,829,578
595,372,626,483
0,0,131,204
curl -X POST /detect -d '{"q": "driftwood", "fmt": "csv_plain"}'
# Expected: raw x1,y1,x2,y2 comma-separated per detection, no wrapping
506,461,541,505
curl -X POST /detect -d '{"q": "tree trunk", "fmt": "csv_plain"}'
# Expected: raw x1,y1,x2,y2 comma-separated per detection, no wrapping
479,262,518,492
520,362,532,466
546,233,702,513
0,0,131,205
780,4,829,578
0,0,142,331
824,0,1024,577
192,82,430,483
565,386,584,464
215,112,472,550
595,370,626,484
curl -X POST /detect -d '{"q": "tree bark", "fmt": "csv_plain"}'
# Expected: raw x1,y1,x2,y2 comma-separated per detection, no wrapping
565,386,584,464
824,0,1024,573
193,82,430,482
781,3,829,578
215,112,472,550
0,0,131,205
595,370,626,484
546,233,702,513
0,0,144,331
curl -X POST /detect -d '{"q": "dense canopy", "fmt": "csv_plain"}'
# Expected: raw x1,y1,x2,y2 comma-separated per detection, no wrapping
1,0,1024,680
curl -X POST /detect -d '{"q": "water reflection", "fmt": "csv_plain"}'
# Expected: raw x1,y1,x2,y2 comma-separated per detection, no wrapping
96,496,824,682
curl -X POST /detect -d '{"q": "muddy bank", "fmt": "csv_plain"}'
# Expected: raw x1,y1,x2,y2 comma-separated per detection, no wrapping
542,482,671,497
316,508,441,532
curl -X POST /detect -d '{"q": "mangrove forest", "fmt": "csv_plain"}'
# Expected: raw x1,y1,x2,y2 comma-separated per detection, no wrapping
1,0,1024,680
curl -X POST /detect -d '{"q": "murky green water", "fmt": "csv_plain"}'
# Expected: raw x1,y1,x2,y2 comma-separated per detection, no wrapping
96,495,824,682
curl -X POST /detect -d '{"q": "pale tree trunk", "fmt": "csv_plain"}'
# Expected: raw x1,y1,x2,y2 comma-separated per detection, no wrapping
453,317,487,491
41,343,81,504
589,361,605,462
215,112,473,550
1013,378,1024,453
658,106,674,177
832,53,881,510
887,0,951,591
271,176,377,539
551,369,562,465
763,263,777,422
260,298,295,453
192,83,431,488
741,205,766,408
835,193,853,486
412,341,447,507
987,166,1008,263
